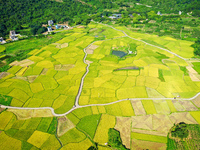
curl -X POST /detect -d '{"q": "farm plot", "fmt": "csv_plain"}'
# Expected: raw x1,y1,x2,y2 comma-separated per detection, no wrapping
0,27,95,113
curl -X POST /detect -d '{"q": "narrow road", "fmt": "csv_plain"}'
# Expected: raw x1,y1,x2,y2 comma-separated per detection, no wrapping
1,22,200,117
96,21,187,60
1,92,200,117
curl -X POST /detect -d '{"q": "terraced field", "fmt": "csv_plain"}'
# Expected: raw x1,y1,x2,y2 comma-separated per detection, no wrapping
0,22,200,149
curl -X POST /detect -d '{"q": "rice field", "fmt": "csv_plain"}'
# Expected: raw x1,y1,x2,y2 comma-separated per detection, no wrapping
0,22,200,150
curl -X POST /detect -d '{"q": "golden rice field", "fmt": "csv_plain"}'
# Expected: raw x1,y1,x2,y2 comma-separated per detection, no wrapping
0,21,200,149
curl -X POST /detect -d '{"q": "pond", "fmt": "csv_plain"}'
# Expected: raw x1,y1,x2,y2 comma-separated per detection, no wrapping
112,50,127,58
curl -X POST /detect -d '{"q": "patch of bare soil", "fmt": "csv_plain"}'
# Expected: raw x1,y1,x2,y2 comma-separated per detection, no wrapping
86,60,93,64
131,139,166,150
192,95,200,107
27,75,38,83
10,59,35,67
57,116,75,137
152,114,173,135
86,45,99,54
179,101,198,111
55,64,74,71
0,72,10,79
12,76,28,81
61,43,68,48
131,100,146,116
169,112,198,124
132,115,153,130
115,117,131,149
40,68,48,75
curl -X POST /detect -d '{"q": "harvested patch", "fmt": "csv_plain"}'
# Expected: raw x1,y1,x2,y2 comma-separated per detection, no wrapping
132,115,153,130
8,109,32,120
114,117,131,149
86,60,93,64
12,76,27,81
131,100,146,116
55,64,74,71
57,116,75,137
169,112,198,124
0,72,10,79
61,43,68,48
171,100,185,111
86,45,99,54
40,68,48,75
27,75,38,83
32,109,53,118
152,114,173,135
192,95,200,107
131,139,166,150
179,101,198,111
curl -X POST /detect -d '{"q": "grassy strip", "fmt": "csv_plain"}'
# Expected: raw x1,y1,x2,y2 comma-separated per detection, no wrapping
131,132,167,143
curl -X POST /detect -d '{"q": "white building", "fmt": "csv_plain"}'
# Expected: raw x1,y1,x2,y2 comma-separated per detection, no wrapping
9,30,18,41
48,20,54,26
47,26,52,32
0,37,6,44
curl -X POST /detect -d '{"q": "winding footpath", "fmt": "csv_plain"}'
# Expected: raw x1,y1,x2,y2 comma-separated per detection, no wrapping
1,22,200,117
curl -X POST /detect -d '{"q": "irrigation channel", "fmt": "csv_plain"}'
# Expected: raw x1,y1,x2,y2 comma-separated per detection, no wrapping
1,22,200,117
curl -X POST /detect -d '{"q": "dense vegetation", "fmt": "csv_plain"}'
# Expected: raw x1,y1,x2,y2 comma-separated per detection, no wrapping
108,128,128,150
0,0,95,38
192,38,200,56
167,123,200,150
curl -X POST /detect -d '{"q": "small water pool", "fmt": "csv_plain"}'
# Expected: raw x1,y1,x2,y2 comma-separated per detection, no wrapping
112,50,127,58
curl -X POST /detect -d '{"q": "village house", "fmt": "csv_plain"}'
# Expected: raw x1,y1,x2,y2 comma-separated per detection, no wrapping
109,14,122,19
9,30,18,41
48,20,54,26
0,37,6,44
47,26,52,32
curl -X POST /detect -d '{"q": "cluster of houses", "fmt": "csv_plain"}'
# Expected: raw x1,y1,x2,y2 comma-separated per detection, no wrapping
47,20,69,32
0,30,19,44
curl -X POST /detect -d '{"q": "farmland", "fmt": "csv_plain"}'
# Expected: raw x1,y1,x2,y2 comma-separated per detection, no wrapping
0,21,200,149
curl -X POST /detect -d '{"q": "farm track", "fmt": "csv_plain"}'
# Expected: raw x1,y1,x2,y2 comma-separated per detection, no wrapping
1,22,200,117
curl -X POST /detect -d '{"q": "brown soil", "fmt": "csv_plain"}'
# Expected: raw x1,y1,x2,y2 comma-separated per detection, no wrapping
0,72,10,79
57,116,75,137
61,43,68,48
179,101,198,111
131,100,146,116
152,114,173,135
12,76,28,81
169,112,198,124
132,115,153,130
40,68,48,75
192,95,200,107
131,139,166,150
27,75,38,83
115,117,131,149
